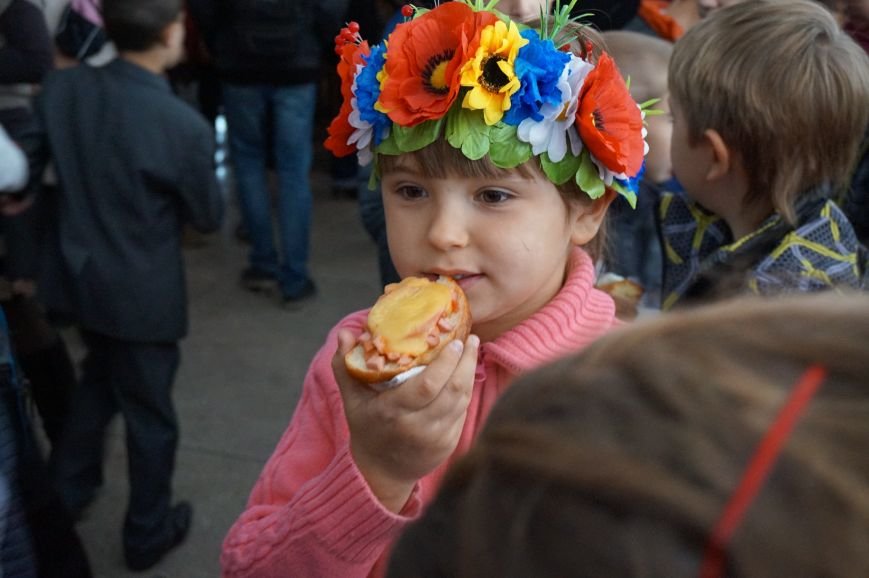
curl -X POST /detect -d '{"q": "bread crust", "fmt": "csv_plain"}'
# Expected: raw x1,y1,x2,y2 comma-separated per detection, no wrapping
345,276,471,384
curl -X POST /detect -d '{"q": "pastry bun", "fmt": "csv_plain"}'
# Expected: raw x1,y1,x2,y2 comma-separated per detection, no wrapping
596,273,644,321
345,276,471,384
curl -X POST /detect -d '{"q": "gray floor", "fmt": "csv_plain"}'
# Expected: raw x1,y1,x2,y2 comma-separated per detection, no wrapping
66,174,383,578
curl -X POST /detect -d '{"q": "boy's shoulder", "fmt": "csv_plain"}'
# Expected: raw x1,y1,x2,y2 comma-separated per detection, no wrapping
755,199,864,292
42,61,211,134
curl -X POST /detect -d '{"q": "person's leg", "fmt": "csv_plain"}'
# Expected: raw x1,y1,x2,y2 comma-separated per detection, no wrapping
272,83,316,299
111,339,188,569
3,295,77,453
222,83,278,286
51,331,117,517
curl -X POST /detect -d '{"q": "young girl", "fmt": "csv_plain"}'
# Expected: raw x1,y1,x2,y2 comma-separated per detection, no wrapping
220,2,647,576
386,292,869,577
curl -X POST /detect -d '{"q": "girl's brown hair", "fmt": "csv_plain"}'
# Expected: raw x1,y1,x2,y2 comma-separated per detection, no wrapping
387,293,869,577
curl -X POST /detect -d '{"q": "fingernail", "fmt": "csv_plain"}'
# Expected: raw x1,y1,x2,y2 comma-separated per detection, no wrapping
468,334,480,349
451,339,464,353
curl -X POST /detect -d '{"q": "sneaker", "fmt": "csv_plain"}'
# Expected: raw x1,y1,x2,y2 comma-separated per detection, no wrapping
124,501,193,572
240,267,277,293
280,279,317,309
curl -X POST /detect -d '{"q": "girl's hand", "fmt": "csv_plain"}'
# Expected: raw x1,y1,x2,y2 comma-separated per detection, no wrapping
332,329,480,513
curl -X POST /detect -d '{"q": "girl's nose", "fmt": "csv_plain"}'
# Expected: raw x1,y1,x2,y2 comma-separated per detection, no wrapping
427,200,469,250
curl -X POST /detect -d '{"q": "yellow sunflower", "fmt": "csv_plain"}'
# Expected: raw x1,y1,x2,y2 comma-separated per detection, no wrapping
460,20,529,126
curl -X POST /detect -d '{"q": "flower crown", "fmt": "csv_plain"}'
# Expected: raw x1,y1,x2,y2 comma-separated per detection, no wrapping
324,0,650,206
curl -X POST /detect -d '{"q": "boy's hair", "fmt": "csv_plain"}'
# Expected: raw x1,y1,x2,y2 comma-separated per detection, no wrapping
601,30,672,104
387,292,869,578
102,0,182,52
669,0,869,223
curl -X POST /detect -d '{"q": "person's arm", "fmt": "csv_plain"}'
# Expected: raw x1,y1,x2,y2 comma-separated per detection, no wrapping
0,0,54,83
0,91,51,216
220,315,423,578
177,117,224,233
0,125,27,192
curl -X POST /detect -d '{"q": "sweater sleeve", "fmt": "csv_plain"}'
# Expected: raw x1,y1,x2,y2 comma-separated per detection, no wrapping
220,313,423,578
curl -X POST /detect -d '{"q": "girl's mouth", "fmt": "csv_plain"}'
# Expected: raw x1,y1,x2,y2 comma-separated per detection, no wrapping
423,272,482,290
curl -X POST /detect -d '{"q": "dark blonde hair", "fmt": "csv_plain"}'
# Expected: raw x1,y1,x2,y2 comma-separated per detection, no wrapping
378,23,610,259
669,0,869,223
387,293,869,578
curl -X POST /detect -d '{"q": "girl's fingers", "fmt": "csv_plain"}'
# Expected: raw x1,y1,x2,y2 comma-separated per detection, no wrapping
332,330,353,380
424,334,479,419
392,338,468,411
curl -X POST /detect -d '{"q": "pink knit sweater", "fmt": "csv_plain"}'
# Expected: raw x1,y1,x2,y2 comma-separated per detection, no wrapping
221,248,617,578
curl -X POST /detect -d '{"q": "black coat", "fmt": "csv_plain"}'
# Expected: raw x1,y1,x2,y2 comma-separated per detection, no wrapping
23,59,224,342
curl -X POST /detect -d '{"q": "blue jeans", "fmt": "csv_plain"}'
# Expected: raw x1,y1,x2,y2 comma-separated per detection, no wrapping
223,83,315,296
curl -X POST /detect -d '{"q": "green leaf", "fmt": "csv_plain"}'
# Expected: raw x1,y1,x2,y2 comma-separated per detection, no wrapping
576,151,606,199
489,123,532,167
393,118,444,152
462,130,490,160
541,151,582,185
610,180,638,209
376,131,401,156
367,160,380,189
446,107,491,159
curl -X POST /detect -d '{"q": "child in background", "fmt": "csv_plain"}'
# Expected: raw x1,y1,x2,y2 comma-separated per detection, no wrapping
221,2,648,576
386,292,869,577
659,0,869,309
601,30,673,308
22,0,224,569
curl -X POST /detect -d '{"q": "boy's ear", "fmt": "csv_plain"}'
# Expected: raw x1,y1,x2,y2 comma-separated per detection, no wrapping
702,129,732,182
160,18,184,48
570,189,616,246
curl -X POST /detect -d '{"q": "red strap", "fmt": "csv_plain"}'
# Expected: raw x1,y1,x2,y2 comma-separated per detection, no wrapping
698,364,827,578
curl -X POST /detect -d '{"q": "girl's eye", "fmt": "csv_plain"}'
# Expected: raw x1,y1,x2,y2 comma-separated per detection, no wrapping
477,189,512,204
395,185,428,200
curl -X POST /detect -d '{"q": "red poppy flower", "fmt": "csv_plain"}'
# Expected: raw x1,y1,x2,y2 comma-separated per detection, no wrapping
378,2,497,127
325,40,370,157
575,53,645,176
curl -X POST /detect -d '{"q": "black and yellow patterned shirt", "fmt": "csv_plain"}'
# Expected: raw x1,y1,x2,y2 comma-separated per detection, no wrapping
658,190,866,310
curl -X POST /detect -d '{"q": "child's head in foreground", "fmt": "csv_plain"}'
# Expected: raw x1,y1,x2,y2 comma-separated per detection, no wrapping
669,0,869,227
326,1,649,339
102,0,184,61
386,291,869,577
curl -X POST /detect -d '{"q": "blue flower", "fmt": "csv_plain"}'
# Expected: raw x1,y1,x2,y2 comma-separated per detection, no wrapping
503,30,570,126
615,160,645,195
355,43,391,145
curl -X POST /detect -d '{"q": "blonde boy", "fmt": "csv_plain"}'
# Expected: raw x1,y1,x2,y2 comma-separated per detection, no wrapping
660,0,869,309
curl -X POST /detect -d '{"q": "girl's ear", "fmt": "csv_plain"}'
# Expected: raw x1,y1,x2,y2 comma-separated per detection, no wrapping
570,189,616,246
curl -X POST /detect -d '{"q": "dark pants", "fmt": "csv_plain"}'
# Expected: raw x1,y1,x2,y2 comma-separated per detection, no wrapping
52,331,180,555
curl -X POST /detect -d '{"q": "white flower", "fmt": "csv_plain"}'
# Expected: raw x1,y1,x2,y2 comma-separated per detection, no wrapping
516,54,593,162
348,63,375,165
